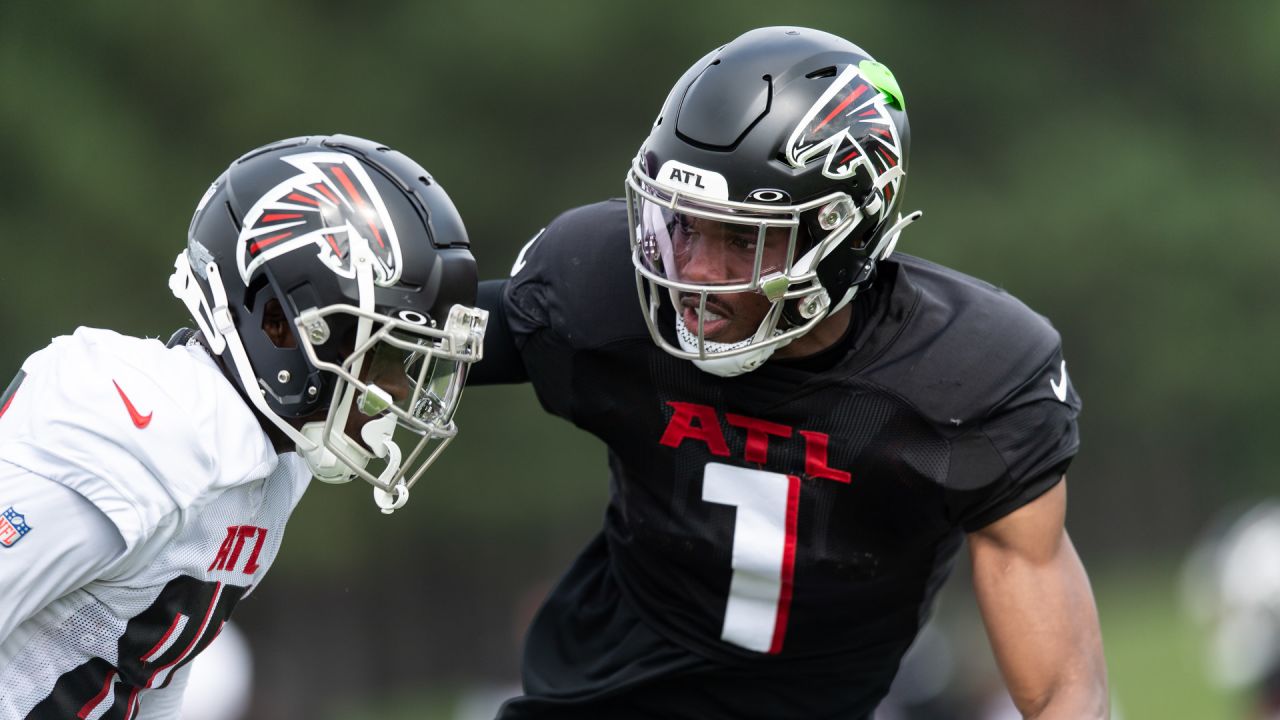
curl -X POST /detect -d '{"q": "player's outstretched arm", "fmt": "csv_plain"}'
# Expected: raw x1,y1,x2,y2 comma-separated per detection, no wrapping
968,479,1109,719
466,278,528,385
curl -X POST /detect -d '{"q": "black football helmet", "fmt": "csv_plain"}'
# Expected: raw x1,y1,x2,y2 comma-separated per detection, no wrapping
169,134,487,512
626,27,921,376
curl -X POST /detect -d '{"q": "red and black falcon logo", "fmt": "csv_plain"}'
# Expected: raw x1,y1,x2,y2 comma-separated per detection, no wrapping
784,66,903,204
236,152,402,285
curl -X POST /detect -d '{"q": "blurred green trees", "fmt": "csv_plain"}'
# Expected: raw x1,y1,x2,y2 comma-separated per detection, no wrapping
1,2,1275,715
4,0,1274,554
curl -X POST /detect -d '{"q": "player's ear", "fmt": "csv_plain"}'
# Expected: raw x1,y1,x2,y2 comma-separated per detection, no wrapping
261,298,296,349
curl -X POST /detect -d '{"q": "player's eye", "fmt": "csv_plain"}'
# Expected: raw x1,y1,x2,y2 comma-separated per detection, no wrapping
727,233,758,252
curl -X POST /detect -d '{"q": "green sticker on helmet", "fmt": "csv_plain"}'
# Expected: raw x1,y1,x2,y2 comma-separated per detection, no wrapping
859,59,904,110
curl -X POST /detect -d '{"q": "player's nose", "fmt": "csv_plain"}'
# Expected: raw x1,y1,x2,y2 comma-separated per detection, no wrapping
677,237,730,283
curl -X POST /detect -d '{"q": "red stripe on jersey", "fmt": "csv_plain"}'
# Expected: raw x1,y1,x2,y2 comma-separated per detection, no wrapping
249,232,292,254
0,393,14,419
124,687,140,720
813,84,868,133
145,583,223,688
141,613,186,662
768,475,802,654
77,670,116,719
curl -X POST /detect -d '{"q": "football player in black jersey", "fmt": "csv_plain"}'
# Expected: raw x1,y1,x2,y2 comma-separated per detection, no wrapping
469,27,1109,720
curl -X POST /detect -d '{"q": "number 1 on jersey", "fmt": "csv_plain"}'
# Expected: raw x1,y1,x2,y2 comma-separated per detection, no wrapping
701,463,800,654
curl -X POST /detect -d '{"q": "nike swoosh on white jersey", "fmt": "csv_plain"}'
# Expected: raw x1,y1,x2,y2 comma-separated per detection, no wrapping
1049,360,1069,403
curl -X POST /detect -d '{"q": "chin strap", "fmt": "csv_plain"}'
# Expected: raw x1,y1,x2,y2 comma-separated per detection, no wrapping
875,210,923,262
299,409,407,513
373,485,409,514
674,310,791,377
362,414,407,514
299,421,359,483
689,353,776,378
827,209,924,317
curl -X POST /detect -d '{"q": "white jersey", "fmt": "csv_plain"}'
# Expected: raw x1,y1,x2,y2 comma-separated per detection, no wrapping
0,328,311,719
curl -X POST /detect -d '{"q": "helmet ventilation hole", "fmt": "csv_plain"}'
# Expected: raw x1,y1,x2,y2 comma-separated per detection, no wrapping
805,66,838,79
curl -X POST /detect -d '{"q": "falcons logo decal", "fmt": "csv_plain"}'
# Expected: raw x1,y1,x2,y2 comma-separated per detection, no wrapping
237,152,402,285
784,65,904,205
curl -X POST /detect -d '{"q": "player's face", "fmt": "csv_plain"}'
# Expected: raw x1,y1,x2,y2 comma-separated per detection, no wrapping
342,340,412,450
668,216,792,343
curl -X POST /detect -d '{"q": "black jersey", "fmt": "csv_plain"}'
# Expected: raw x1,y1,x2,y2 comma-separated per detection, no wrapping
482,199,1080,718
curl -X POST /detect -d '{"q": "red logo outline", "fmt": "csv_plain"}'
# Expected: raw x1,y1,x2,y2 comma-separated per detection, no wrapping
113,380,153,429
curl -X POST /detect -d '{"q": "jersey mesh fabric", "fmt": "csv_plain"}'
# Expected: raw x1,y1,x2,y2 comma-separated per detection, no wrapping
0,329,311,719
0,458,306,719
489,200,1080,716
5,601,128,716
0,463,125,649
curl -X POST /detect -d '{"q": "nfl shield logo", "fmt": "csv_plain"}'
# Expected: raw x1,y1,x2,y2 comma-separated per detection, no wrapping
0,506,32,547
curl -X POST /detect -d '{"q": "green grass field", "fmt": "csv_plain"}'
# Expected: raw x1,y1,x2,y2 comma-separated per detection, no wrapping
1098,564,1245,720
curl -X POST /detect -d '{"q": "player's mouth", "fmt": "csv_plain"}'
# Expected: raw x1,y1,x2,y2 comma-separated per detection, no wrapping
681,296,732,340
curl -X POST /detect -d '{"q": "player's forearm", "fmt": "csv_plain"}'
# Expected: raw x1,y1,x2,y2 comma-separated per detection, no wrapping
969,483,1109,719
997,607,1109,720
999,557,1108,719
467,278,529,385
1018,673,1109,719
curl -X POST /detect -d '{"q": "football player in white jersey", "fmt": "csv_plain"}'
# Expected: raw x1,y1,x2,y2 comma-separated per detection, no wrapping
0,134,488,719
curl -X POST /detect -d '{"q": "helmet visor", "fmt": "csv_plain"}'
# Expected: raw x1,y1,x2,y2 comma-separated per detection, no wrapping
295,302,487,493
636,198,799,287
340,308,480,439
400,344,468,431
